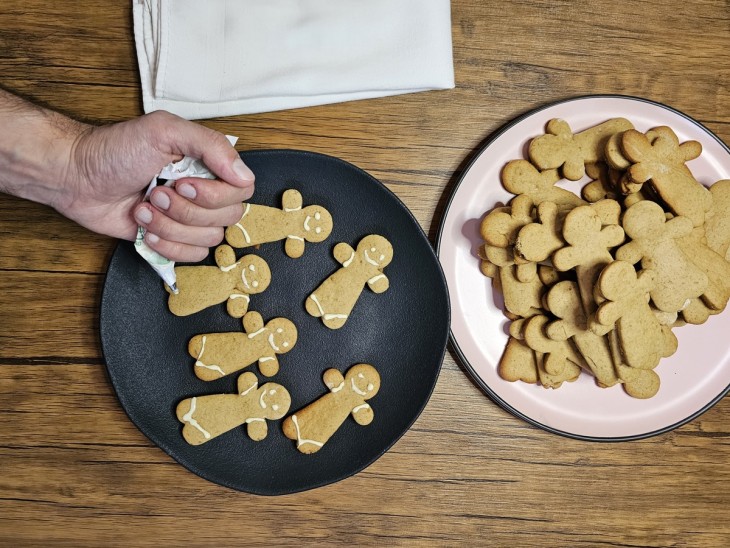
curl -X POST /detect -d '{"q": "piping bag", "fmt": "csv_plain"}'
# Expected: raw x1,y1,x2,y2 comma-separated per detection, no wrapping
135,135,238,293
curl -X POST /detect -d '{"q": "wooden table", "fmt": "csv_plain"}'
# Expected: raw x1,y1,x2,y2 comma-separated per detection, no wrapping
2,1,729,545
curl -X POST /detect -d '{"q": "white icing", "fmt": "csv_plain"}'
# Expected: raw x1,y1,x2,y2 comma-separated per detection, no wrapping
314,212,321,220
363,250,379,267
367,383,374,391
310,293,346,321
182,398,211,439
248,327,266,338
259,391,267,408
252,281,259,288
259,356,275,362
230,293,250,302
245,417,265,424
331,381,344,393
291,415,324,449
283,205,301,212
268,333,281,352
240,382,257,396
249,264,255,271
315,227,322,234
351,377,367,396
343,251,356,267
352,403,370,414
241,268,251,289
304,215,312,231
220,262,238,272
288,235,304,241
194,336,226,377
368,274,386,284
272,404,279,411
235,223,251,245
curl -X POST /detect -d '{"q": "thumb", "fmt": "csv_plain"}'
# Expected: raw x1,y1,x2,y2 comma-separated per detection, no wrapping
147,110,255,188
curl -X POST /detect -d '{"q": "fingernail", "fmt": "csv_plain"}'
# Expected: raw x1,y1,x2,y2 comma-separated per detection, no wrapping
146,232,159,244
177,182,197,200
151,191,171,210
242,185,254,201
135,207,153,224
232,157,255,184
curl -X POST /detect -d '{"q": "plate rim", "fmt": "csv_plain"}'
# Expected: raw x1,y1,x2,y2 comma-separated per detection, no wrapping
100,148,451,494
435,94,730,442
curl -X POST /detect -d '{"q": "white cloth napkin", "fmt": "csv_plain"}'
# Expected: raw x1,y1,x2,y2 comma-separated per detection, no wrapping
132,0,455,120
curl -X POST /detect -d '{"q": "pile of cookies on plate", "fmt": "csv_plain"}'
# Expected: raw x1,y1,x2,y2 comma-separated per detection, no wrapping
166,189,393,452
479,118,730,398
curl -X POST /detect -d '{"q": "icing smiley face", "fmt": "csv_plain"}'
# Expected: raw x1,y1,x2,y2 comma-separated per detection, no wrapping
301,206,333,242
257,385,291,419
266,318,298,354
358,235,394,269
239,255,271,295
346,364,381,398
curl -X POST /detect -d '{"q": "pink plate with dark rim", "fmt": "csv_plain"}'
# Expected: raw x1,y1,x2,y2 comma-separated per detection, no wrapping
436,95,730,440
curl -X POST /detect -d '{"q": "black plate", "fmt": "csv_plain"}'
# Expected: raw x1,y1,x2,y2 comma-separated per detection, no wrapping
100,149,450,495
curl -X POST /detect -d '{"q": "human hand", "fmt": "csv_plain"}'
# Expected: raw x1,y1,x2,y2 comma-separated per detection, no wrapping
60,110,254,262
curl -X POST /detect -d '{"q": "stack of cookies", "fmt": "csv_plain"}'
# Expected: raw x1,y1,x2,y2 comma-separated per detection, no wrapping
479,118,730,398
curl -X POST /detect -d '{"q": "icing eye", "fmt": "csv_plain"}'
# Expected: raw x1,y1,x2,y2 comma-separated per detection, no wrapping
283,341,289,348
249,265,255,271
367,383,374,391
379,254,384,261
358,373,364,378
272,404,279,411
269,389,276,395
277,328,283,333
315,227,322,234
252,281,259,288
370,247,376,252
315,212,321,220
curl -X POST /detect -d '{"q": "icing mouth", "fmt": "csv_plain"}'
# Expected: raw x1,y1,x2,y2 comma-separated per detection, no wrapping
304,215,312,231
241,269,251,289
268,333,281,352
351,377,367,396
363,250,380,266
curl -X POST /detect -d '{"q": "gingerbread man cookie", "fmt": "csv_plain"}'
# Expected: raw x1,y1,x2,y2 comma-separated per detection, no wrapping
523,315,585,379
501,159,585,209
167,245,271,317
616,201,708,313
282,364,380,454
305,235,393,329
705,179,730,260
176,372,291,445
528,118,634,181
621,127,711,226
224,189,333,258
480,194,535,248
189,311,298,380
593,261,668,370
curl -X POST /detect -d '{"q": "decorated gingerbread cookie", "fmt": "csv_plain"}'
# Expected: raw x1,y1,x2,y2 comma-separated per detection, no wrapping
282,364,380,454
176,372,291,445
167,245,271,317
189,311,297,380
225,189,333,258
306,235,393,329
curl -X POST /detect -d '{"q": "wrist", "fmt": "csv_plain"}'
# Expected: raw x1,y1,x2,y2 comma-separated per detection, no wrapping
0,91,91,211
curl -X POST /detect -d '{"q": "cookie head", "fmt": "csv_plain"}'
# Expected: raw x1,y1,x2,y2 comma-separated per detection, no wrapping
257,383,291,420
346,363,381,399
357,235,393,269
267,318,298,354
302,206,333,242
621,200,667,239
239,255,271,294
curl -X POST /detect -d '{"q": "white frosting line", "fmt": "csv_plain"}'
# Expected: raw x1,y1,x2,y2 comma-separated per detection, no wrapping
268,333,280,352
194,338,225,376
363,250,379,267
283,206,301,212
351,378,367,396
259,391,267,408
368,274,386,284
304,215,312,231
182,398,211,440
343,251,356,267
331,381,344,393
310,294,325,316
234,223,251,245
241,269,251,289
245,417,265,424
248,327,266,339
324,313,347,321
288,235,304,241
291,415,324,449
352,403,370,414
259,356,275,362
230,293,250,302
240,382,257,396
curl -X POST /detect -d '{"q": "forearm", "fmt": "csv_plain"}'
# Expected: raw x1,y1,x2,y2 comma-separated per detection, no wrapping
0,89,90,211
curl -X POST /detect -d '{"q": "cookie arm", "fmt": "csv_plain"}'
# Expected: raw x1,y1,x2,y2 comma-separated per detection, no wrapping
246,419,268,441
367,273,390,293
323,369,345,391
215,245,237,269
351,403,374,426
243,311,264,333
282,189,303,211
614,241,643,265
333,242,355,265
226,294,250,318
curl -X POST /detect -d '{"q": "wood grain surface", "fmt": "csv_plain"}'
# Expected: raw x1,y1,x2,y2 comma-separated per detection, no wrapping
2,1,729,546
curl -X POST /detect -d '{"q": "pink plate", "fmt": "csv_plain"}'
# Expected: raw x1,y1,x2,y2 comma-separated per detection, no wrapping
437,95,730,440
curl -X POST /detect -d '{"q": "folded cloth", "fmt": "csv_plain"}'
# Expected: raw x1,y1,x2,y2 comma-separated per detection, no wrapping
132,0,455,120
